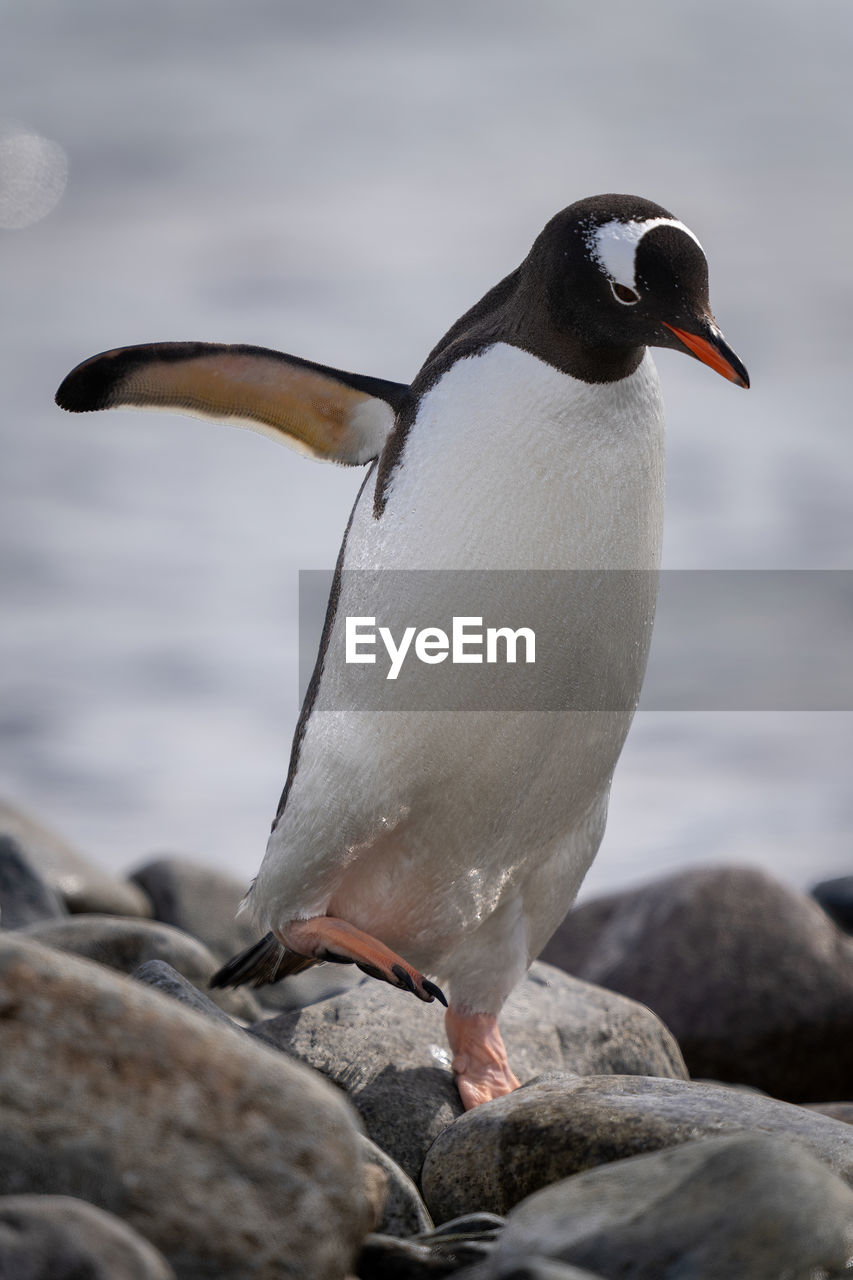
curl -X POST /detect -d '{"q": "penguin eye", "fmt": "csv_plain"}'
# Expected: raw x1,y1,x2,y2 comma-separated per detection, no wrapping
610,281,640,305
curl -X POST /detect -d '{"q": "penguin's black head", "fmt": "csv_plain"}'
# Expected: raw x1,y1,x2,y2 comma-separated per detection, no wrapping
533,193,749,387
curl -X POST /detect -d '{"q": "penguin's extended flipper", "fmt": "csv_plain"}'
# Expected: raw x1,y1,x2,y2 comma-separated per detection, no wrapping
55,341,410,465
209,930,319,990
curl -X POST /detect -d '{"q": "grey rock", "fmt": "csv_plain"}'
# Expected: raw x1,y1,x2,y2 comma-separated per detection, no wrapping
0,1194,175,1279
805,1101,853,1126
129,855,363,1011
479,1134,853,1280
542,865,853,1101
361,1137,433,1238
132,959,242,1029
812,874,853,933
0,932,371,1279
19,914,262,1021
129,856,255,960
421,1074,853,1222
0,836,66,929
0,800,151,918
250,961,686,1182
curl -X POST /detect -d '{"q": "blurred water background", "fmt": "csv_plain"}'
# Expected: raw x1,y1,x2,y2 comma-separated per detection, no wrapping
1,0,851,898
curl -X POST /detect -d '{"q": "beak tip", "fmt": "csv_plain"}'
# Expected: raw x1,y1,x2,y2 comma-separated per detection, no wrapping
663,320,750,391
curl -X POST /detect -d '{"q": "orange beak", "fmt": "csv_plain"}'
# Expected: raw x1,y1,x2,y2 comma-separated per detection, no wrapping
662,321,750,389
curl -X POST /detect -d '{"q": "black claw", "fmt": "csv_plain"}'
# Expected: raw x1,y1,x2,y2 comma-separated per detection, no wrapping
356,960,386,982
320,949,355,965
391,963,418,995
422,978,448,1007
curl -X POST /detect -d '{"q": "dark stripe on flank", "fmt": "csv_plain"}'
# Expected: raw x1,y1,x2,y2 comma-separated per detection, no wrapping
270,460,378,831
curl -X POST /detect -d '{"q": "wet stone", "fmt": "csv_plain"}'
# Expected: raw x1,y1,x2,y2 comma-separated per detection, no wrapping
132,959,243,1030
0,931,371,1279
421,1073,853,1222
0,1194,175,1280
0,800,151,918
250,960,686,1182
19,914,262,1022
543,865,853,1102
0,835,66,929
812,874,853,934
470,1134,853,1280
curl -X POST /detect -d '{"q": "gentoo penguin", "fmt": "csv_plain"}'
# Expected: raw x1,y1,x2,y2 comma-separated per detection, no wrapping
56,194,748,1108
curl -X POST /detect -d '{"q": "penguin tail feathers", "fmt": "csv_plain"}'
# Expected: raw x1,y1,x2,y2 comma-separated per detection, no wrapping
209,931,319,990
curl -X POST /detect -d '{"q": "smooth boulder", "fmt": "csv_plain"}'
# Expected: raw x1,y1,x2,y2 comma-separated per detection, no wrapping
361,1137,434,1238
0,1195,175,1279
812,874,853,933
0,800,150,918
132,959,242,1030
19,914,261,1021
542,865,853,1101
465,1135,853,1280
0,932,370,1279
0,835,66,929
251,960,687,1181
422,1074,853,1221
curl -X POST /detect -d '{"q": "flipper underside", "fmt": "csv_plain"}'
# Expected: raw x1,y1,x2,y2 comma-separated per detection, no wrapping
56,340,409,465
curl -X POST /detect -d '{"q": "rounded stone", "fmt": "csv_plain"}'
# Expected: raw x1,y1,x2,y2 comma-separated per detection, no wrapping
483,1134,853,1280
421,1074,853,1221
0,932,370,1279
19,914,261,1021
250,960,686,1183
812,875,853,933
542,865,853,1101
0,835,66,929
0,801,151,918
0,1194,175,1279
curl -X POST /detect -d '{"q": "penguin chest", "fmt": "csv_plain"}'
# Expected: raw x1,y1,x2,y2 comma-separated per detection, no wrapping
348,342,666,573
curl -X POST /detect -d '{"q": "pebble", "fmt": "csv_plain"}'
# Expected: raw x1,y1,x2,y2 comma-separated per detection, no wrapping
0,1194,175,1279
421,1073,853,1222
361,1137,434,1238
19,914,262,1021
5,797,853,1279
0,834,66,928
0,800,151,918
250,959,686,1182
542,865,853,1101
461,1134,853,1280
132,958,243,1029
812,874,853,933
0,930,371,1279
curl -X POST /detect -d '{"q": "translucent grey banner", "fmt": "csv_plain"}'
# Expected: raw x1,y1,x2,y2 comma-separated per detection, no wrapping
298,571,853,711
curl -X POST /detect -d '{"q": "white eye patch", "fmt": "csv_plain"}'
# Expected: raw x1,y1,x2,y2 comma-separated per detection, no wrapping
587,217,703,292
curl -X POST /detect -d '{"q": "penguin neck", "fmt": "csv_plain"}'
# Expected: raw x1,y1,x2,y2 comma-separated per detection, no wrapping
374,262,646,518
418,261,645,391
507,261,645,385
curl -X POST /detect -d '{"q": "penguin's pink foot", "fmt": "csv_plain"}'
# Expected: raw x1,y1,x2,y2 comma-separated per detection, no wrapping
276,917,447,1005
445,1008,521,1110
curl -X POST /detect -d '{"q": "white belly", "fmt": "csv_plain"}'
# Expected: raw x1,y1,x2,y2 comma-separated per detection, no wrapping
253,344,665,1011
